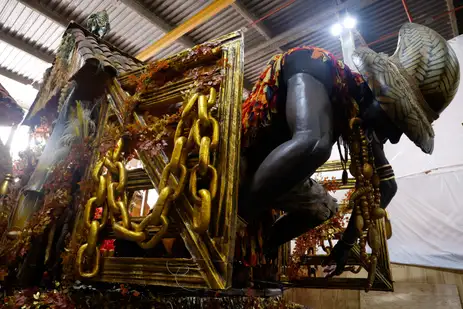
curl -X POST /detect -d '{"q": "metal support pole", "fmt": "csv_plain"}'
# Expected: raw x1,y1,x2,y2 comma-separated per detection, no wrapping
340,29,357,72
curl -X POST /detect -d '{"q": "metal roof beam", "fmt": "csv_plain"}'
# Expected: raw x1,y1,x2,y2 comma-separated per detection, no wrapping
118,0,196,49
232,1,271,40
136,0,236,61
232,1,283,53
17,0,69,26
120,0,252,89
0,27,54,63
0,67,40,90
244,0,380,61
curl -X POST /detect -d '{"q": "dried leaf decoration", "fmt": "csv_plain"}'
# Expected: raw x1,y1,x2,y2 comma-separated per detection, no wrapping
288,181,354,279
0,103,94,263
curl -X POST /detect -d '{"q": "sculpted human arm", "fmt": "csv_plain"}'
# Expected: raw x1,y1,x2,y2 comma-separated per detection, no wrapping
371,136,397,209
324,135,397,276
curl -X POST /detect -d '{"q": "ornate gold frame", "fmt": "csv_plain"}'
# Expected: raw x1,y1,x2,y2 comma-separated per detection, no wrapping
72,32,243,289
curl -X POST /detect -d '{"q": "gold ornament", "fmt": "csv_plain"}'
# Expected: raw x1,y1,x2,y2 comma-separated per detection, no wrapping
355,215,364,235
363,163,373,179
346,112,386,291
385,211,393,239
372,207,386,219
367,226,380,251
349,163,357,176
351,141,360,154
372,174,380,187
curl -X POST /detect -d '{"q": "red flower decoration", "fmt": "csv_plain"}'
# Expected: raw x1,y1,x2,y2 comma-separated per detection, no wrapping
120,284,129,296
100,239,115,251
94,207,102,220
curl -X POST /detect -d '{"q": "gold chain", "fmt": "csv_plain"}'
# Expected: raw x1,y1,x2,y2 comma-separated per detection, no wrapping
76,88,219,278
189,88,218,233
76,150,112,278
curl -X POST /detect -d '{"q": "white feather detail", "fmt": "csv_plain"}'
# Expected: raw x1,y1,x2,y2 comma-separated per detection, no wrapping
59,100,96,147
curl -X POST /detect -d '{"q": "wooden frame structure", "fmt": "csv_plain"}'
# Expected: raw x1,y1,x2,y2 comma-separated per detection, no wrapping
69,30,393,292
72,31,244,289
285,161,394,291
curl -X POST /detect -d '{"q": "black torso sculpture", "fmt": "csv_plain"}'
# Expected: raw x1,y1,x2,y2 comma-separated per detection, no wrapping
240,23,460,276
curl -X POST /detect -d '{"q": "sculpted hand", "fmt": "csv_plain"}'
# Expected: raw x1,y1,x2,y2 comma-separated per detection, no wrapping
322,239,353,278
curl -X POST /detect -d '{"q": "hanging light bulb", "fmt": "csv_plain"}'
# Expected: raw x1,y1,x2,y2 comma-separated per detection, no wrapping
331,23,343,36
343,16,357,29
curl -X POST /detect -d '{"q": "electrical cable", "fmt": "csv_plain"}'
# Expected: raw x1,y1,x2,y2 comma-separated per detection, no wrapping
248,0,298,27
365,4,463,47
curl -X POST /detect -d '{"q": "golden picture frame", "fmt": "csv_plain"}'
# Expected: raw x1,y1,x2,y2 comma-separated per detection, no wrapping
72,32,244,290
72,30,393,292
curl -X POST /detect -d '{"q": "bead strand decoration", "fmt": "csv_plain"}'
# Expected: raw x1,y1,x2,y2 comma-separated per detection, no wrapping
347,117,386,291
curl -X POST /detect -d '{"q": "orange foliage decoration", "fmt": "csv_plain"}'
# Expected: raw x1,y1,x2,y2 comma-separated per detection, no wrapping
321,176,340,192
288,176,354,279
102,42,224,161
1,141,91,263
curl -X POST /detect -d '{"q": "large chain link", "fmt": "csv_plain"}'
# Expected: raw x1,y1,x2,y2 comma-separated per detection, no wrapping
189,88,218,233
137,88,219,239
77,88,219,278
76,144,114,278
92,139,147,247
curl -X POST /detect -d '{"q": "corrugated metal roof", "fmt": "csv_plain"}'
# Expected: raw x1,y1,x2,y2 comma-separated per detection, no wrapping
187,6,266,48
0,75,37,109
246,0,334,34
141,0,211,26
0,40,50,81
0,0,64,53
41,0,167,56
244,48,279,82
357,0,454,55
0,0,457,109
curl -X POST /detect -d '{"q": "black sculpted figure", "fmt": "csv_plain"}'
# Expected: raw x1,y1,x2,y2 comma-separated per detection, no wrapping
239,23,460,276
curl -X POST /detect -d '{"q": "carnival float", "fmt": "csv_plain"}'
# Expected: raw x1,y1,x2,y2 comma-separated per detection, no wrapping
0,5,459,308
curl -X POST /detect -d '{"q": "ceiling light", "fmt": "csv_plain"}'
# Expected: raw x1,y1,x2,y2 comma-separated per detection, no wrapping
331,23,343,36
343,16,357,29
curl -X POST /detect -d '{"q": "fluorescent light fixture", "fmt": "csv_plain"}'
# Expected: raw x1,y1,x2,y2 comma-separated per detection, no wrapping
331,23,343,36
343,16,357,29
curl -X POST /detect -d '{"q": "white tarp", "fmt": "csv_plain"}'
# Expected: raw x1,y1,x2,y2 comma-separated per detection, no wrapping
387,166,463,269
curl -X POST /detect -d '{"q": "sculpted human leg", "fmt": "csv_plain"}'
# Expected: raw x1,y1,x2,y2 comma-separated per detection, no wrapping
244,72,334,215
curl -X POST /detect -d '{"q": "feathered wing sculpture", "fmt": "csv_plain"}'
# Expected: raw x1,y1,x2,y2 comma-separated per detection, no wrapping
0,138,12,183
13,99,97,283
8,83,95,235
25,99,95,193
60,100,95,147
24,84,77,193
41,101,95,266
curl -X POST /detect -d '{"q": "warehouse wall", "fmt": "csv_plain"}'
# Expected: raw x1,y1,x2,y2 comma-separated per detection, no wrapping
284,264,463,309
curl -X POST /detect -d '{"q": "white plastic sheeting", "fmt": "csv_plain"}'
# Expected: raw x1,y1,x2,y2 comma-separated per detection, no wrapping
387,166,463,269
381,35,463,270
